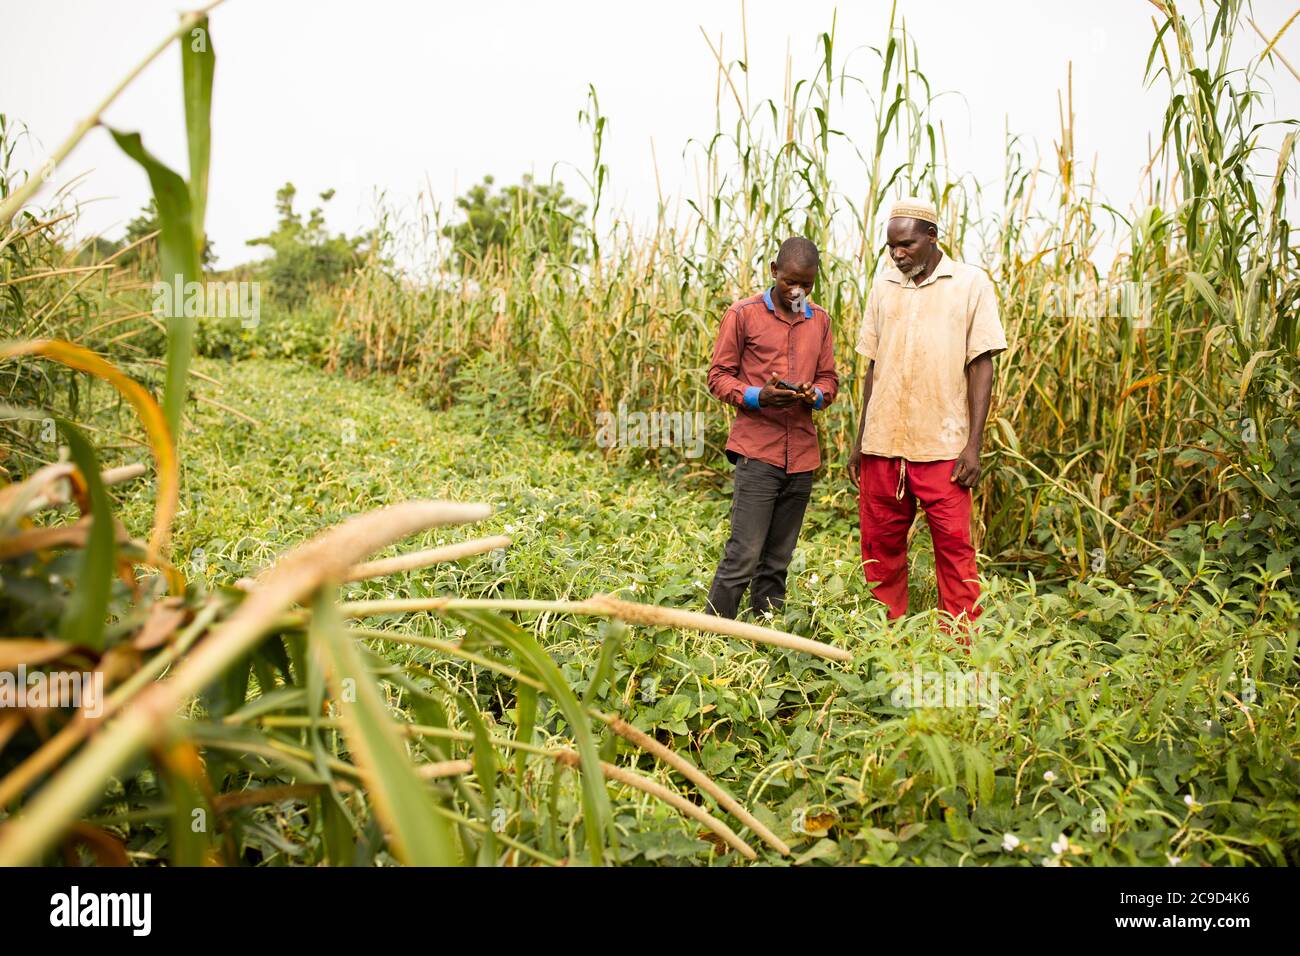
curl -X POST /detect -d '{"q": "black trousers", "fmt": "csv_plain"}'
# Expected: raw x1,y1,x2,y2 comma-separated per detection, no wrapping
705,455,814,620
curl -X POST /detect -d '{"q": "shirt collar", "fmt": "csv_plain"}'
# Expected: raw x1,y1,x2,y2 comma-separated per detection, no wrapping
763,286,813,319
883,250,955,288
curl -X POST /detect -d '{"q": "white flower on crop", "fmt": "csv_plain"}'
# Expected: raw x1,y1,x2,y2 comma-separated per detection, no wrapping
1043,770,1056,783
1000,695,1010,705
1051,833,1069,855
810,572,820,584
504,523,515,533
834,560,843,568
1001,833,1020,852
693,579,704,589
453,627,466,638
650,511,657,519
1040,856,1061,867
1166,853,1181,866
850,608,858,618
763,610,774,620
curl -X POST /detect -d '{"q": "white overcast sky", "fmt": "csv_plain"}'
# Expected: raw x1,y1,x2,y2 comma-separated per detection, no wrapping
4,0,1298,268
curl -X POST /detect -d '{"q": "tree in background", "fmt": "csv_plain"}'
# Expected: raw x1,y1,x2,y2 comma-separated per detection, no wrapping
442,173,587,271
246,182,367,307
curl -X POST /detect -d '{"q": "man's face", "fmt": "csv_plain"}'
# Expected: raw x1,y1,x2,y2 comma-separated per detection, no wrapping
886,218,936,277
769,259,818,313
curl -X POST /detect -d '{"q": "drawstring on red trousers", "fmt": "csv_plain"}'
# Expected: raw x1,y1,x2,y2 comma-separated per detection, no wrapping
895,458,907,501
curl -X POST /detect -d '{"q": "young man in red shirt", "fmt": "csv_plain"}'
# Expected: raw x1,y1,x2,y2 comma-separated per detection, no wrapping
704,237,839,620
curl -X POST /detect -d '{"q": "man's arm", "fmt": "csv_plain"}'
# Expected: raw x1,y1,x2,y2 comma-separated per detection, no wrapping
950,352,994,488
708,309,801,409
848,286,880,487
952,274,1006,488
847,361,874,488
706,308,750,407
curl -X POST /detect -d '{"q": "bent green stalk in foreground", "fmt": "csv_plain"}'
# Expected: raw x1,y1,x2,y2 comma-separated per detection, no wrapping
0,501,490,867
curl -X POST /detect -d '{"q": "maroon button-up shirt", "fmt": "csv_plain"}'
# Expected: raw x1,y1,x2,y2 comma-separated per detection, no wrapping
707,287,839,473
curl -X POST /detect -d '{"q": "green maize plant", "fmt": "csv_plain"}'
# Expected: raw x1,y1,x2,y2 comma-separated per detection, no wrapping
0,3,836,867
1,0,1296,868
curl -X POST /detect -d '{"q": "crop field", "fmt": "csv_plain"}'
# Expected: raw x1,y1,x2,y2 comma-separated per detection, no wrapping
0,0,1297,869
112,357,1300,865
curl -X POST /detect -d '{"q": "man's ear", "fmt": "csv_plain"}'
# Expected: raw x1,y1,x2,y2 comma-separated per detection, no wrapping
769,260,778,279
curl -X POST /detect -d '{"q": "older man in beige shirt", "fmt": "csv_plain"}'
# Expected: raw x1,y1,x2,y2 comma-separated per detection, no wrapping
848,197,1008,638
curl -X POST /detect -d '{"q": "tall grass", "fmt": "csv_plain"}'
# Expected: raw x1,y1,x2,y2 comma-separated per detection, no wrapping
1,0,1296,869
0,5,831,867
328,0,1298,582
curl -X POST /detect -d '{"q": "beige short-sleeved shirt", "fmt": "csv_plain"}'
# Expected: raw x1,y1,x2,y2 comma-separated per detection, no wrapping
855,252,1007,461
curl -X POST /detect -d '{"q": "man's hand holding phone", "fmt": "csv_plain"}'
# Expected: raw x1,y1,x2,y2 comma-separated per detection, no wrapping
760,374,815,407
780,377,818,406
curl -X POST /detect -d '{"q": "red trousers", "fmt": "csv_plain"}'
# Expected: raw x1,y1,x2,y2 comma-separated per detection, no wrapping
858,455,983,632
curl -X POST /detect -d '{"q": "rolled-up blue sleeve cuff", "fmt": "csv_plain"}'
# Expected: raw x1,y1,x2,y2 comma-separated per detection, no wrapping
743,386,761,410
813,387,824,410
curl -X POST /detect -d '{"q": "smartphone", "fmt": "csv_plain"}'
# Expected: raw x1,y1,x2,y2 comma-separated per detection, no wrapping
789,290,807,315
776,379,804,393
